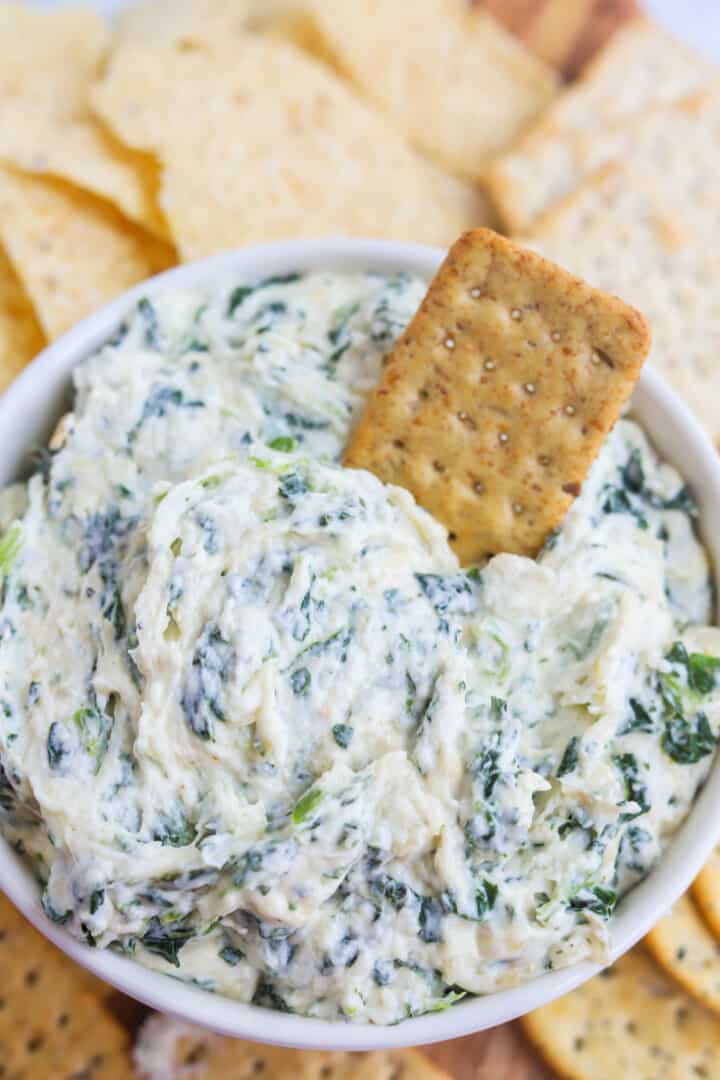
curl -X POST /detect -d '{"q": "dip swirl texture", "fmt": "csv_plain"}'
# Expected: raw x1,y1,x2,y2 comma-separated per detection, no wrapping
0,270,719,1023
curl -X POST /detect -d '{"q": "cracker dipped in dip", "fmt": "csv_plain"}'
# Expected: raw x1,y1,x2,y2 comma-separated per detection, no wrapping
0,258,719,1024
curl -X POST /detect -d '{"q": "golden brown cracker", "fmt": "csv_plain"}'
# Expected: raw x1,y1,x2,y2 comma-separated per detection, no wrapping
91,28,491,261
134,1015,450,1079
523,948,720,1080
288,0,558,180
522,163,720,443
0,167,175,339
0,2,167,240
694,848,720,942
646,894,720,1016
344,228,650,564
0,891,132,1077
0,242,44,395
485,16,720,230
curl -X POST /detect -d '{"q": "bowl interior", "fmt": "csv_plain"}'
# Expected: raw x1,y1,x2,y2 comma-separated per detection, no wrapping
1,237,720,1050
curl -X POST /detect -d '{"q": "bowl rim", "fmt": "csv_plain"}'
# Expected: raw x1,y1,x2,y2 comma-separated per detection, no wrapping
2,235,720,1050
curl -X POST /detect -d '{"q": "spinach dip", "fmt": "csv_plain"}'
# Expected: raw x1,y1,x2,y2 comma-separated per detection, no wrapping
0,270,719,1025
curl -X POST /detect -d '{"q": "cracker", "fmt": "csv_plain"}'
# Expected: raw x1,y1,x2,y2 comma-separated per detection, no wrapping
522,163,720,443
646,894,720,1016
693,848,720,943
134,1015,450,1079
0,892,132,1077
485,16,720,230
0,167,175,339
91,25,493,260
0,2,167,240
0,241,44,394
523,947,720,1080
343,228,650,564
287,0,558,180
493,91,720,240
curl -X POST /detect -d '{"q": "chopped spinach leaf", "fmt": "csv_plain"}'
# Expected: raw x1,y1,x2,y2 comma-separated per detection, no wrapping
332,723,353,748
569,885,617,919
557,736,580,778
475,879,498,918
292,788,323,824
614,753,649,817
141,916,194,967
619,698,655,735
662,711,716,764
290,667,311,696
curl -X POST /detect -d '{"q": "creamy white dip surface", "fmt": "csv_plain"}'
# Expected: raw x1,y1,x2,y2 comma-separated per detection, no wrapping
1,269,719,1024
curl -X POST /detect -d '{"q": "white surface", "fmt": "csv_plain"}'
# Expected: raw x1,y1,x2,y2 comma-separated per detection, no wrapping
2,237,720,1050
644,0,720,61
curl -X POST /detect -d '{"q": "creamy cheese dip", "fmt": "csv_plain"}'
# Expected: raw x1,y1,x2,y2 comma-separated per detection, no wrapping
1,270,719,1025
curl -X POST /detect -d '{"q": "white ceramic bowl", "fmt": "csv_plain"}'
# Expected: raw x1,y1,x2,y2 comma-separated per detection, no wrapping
1,237,720,1051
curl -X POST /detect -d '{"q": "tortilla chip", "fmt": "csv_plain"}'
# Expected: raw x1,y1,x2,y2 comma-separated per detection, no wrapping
522,164,720,443
91,29,491,261
523,948,720,1080
0,2,167,240
486,16,720,230
134,1015,450,1079
0,892,132,1077
693,848,720,943
286,0,557,180
0,242,44,394
646,895,720,1016
0,167,175,339
344,228,650,564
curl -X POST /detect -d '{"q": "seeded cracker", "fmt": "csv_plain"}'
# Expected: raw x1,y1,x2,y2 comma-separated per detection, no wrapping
646,894,720,1017
523,164,720,443
344,229,650,564
0,892,132,1077
485,16,720,231
0,167,175,339
0,3,167,240
289,0,558,180
134,1015,450,1079
523,948,720,1080
694,848,720,941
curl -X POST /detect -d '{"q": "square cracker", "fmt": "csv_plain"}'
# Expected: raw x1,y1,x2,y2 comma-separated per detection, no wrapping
134,1014,450,1079
91,29,492,261
485,16,720,230
284,0,558,180
693,846,720,942
343,228,650,564
523,948,720,1080
0,167,175,339
522,164,720,443
0,3,167,240
645,894,720,1016
0,892,132,1077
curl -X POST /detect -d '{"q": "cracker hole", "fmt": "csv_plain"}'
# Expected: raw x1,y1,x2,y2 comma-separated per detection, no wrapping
498,432,509,445
448,532,457,542
483,359,495,371
419,388,430,400
510,308,522,320
457,410,476,429
57,1013,69,1028
184,1043,209,1066
523,382,536,394
538,454,551,466
470,287,481,299
26,1034,44,1053
513,503,524,515
25,969,39,987
564,404,576,416
433,460,446,473
444,336,455,350
592,348,614,368
551,330,561,342
253,1060,267,1074
473,481,485,494
393,439,405,450
563,482,581,497
320,1067,334,1078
